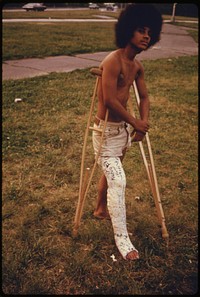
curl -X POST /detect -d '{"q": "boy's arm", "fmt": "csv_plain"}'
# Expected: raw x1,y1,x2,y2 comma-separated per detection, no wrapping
132,63,150,141
135,63,150,122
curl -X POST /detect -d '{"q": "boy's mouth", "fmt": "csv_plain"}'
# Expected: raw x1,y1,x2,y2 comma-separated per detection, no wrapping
141,41,149,46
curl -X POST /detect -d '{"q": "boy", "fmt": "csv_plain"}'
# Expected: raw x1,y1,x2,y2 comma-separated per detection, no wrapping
92,4,163,260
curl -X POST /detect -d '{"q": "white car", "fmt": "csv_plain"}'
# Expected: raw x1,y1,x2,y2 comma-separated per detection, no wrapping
22,3,47,11
89,4,99,9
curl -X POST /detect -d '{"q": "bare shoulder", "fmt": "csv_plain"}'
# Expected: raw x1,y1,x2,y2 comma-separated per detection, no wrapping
135,58,145,74
100,50,121,76
101,50,120,65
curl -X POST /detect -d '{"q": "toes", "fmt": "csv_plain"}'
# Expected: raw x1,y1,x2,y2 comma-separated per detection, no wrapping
126,250,139,260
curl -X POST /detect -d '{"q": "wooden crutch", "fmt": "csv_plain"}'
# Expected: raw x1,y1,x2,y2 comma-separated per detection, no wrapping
73,68,108,237
131,81,169,241
128,96,153,188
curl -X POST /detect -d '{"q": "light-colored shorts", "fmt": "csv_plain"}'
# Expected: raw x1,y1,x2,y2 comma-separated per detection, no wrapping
92,117,132,158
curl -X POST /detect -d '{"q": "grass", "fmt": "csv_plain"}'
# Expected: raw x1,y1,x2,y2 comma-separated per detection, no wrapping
2,7,198,295
2,55,198,295
2,22,116,61
2,9,198,61
2,9,120,19
2,9,198,22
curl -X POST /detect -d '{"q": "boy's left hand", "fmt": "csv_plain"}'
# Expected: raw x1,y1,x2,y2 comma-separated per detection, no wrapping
131,130,146,142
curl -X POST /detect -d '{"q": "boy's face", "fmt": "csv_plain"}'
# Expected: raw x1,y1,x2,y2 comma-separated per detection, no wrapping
129,27,152,52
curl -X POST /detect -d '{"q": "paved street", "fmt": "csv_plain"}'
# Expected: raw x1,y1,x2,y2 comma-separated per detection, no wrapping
2,23,198,80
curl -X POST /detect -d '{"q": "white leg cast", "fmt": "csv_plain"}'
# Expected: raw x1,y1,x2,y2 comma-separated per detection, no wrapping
100,157,139,260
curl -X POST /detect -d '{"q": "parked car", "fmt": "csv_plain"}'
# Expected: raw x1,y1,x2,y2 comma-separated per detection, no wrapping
89,4,99,9
22,3,47,11
106,5,114,11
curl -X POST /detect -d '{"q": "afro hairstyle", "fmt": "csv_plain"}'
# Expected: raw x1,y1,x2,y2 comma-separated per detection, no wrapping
115,4,163,48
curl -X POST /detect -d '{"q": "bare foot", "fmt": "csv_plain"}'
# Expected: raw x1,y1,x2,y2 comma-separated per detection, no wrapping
126,250,139,260
93,211,110,220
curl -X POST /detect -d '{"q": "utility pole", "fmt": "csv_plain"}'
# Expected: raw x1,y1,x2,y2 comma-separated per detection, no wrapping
171,3,177,23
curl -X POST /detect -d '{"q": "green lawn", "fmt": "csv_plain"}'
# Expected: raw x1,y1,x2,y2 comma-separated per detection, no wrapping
2,9,198,61
2,7,198,295
2,22,116,61
2,55,198,295
2,9,119,19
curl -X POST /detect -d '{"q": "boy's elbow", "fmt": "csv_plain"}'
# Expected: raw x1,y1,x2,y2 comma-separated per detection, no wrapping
103,97,113,108
140,95,149,103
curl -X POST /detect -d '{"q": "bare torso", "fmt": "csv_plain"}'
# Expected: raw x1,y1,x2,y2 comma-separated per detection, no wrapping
96,49,141,122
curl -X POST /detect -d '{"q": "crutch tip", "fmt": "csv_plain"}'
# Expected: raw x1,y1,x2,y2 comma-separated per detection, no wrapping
72,228,78,238
162,233,169,240
162,229,169,242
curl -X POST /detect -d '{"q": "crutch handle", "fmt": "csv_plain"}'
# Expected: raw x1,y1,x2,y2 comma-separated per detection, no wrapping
90,68,124,80
89,126,103,133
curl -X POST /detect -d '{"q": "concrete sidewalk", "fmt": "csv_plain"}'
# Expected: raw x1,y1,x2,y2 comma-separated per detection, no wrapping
2,23,198,81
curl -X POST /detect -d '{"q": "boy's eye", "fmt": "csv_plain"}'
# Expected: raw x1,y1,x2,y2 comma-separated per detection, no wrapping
137,27,152,37
137,28,145,34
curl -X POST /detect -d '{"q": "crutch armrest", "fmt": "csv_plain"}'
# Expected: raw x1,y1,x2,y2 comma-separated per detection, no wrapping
90,68,102,77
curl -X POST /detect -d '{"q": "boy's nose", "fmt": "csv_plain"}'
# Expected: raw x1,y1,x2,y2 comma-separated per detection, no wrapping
144,33,150,40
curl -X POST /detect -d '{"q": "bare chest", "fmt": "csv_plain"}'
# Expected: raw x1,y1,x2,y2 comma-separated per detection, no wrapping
118,61,138,88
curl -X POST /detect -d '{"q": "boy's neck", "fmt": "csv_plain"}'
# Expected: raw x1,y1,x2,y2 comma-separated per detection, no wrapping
122,45,141,61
